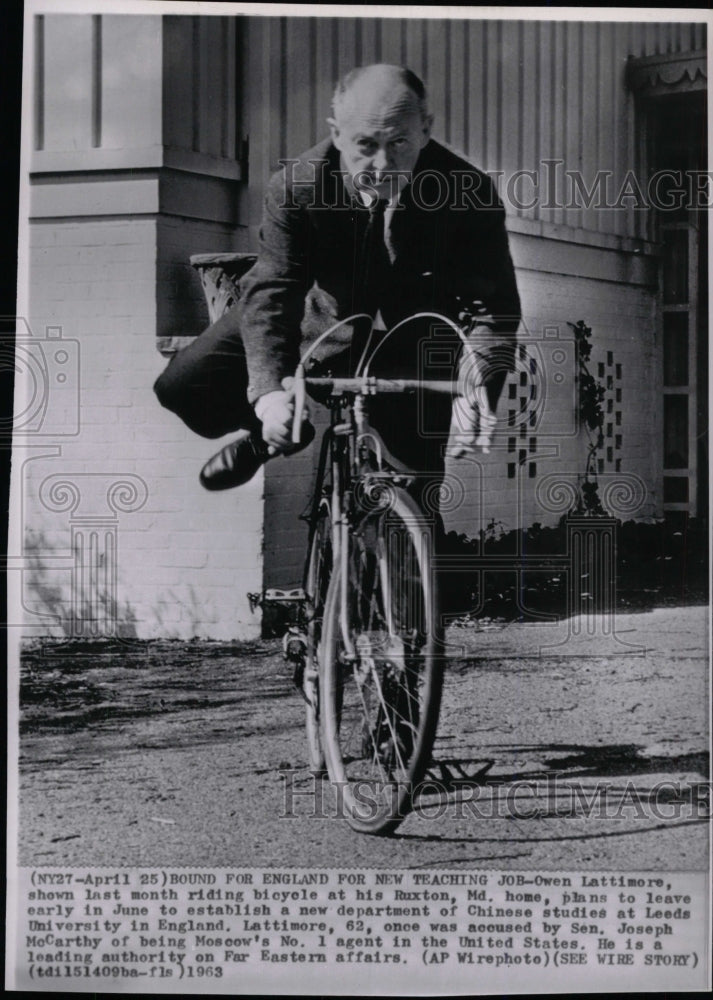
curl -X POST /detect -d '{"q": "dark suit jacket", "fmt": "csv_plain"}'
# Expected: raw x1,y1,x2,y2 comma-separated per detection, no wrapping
238,137,521,403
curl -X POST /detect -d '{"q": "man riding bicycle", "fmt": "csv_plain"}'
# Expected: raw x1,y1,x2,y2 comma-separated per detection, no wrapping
154,63,521,509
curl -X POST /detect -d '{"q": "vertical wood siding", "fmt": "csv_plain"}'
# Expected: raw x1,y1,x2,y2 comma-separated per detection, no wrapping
33,14,704,230
34,14,239,170
243,16,706,240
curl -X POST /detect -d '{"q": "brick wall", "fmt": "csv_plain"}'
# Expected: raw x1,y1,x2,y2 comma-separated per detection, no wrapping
18,217,264,640
443,262,660,539
263,406,331,591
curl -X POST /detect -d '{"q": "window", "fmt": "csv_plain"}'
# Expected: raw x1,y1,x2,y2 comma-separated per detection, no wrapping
649,91,707,516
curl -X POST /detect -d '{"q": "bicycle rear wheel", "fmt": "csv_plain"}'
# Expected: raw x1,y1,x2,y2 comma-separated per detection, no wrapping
303,499,332,773
320,485,442,834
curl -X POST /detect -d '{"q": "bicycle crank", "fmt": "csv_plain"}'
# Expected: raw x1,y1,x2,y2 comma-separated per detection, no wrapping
282,626,310,697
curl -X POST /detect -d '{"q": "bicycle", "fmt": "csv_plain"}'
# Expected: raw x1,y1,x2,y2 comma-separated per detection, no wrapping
258,311,496,835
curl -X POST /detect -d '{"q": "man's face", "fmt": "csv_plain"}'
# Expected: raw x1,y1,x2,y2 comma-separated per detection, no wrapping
328,84,432,199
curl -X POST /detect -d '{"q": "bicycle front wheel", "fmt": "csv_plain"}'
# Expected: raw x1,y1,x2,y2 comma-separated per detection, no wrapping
320,485,442,835
303,498,332,773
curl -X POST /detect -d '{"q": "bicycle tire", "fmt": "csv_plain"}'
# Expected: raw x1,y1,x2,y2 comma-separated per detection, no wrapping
303,498,332,773
320,485,442,834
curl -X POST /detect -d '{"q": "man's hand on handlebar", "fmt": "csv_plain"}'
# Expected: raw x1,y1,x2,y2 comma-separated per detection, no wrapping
254,377,311,456
255,390,294,454
447,395,497,457
447,328,498,457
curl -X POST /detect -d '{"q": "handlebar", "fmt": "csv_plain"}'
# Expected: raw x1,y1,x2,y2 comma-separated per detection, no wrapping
290,371,496,455
289,310,498,453
308,375,460,394
290,371,459,445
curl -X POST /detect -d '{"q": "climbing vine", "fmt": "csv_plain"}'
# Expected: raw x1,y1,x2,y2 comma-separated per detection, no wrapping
569,320,606,516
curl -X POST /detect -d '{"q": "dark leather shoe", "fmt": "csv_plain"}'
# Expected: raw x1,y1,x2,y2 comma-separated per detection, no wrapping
199,429,268,490
199,423,315,491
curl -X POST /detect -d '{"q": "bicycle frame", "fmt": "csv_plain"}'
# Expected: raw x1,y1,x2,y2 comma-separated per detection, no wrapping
303,375,448,669
302,391,373,664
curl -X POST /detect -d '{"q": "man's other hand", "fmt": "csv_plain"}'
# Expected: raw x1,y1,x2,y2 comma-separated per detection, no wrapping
254,390,296,455
447,394,497,457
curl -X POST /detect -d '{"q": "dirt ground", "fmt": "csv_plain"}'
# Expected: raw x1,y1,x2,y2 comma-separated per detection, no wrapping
17,605,709,870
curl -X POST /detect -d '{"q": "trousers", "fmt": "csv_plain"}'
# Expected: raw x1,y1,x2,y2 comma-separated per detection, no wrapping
154,308,261,439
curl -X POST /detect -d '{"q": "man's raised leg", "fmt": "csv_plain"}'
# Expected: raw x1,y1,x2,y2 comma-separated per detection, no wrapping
154,307,259,439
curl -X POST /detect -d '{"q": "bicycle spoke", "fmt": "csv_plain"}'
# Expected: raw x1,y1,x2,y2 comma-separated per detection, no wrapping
367,663,409,778
352,669,391,782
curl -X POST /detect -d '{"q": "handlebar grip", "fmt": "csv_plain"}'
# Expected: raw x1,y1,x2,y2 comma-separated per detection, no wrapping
292,366,306,445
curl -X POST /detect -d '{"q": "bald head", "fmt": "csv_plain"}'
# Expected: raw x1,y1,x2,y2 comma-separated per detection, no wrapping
332,64,429,123
328,64,433,197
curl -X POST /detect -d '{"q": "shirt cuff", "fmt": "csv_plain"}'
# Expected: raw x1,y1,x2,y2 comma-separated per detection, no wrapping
248,377,285,406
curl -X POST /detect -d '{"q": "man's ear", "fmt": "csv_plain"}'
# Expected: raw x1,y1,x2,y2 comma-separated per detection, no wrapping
420,113,434,148
327,117,342,149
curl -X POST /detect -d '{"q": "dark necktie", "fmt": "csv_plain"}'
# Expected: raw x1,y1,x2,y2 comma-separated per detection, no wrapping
361,199,391,315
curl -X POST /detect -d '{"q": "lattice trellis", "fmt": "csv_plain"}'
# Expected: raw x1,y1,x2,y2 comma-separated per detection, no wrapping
597,353,624,475
507,344,539,481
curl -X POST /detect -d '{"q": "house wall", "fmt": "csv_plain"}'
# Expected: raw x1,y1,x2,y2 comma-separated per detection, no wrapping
15,12,706,630
240,18,707,239
17,13,263,639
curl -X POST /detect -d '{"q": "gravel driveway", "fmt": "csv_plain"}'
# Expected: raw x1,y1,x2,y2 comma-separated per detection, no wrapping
17,606,709,870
